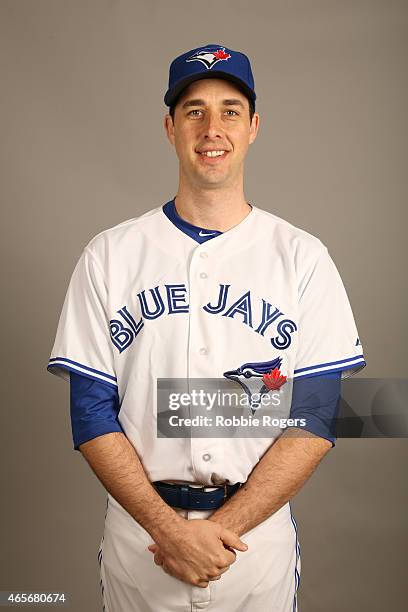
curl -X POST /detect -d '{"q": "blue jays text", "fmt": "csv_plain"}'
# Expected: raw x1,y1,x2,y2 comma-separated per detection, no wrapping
109,283,298,353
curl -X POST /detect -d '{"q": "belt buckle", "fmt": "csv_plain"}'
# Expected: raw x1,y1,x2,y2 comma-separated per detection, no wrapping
223,483,228,500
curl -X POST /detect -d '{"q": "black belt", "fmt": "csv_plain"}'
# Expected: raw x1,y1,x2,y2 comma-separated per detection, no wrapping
152,481,242,510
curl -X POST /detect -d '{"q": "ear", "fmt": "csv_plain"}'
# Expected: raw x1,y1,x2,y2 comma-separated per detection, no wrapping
164,113,175,146
248,112,260,145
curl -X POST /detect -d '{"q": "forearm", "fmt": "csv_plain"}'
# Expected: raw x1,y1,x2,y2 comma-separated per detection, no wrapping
208,428,332,536
79,432,184,540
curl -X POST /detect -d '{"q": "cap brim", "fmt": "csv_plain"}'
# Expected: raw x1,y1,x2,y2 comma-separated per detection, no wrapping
164,72,256,107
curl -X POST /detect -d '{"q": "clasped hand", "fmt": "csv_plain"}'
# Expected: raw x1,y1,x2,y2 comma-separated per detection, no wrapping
147,518,248,587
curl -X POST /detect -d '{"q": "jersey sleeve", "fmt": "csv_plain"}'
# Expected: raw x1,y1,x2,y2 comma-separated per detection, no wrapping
289,371,341,447
293,245,366,379
69,371,123,451
46,246,118,389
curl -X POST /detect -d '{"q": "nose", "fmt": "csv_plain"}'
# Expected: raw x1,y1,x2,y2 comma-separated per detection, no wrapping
202,110,224,140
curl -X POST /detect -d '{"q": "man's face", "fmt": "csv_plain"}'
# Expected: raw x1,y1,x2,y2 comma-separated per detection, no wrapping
164,78,259,189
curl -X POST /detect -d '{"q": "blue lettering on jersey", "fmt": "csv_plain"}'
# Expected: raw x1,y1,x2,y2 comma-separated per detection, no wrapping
271,319,298,350
203,284,230,313
166,284,189,314
110,306,144,353
223,290,253,327
138,286,165,319
109,283,297,353
255,300,283,335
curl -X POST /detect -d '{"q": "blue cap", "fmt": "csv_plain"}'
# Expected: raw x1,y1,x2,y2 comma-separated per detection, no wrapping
164,44,256,110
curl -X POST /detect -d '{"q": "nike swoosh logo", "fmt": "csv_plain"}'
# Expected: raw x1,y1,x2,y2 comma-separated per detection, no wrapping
198,230,217,236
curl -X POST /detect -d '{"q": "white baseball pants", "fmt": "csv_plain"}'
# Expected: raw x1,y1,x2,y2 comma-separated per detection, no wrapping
98,494,300,612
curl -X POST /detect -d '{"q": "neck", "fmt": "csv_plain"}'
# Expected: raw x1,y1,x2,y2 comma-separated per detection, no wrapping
173,184,251,232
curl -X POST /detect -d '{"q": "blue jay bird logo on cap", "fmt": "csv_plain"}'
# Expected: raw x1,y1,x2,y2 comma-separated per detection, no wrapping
224,357,287,415
186,47,231,70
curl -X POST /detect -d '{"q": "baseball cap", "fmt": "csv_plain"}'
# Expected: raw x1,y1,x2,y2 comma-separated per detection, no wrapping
164,44,256,110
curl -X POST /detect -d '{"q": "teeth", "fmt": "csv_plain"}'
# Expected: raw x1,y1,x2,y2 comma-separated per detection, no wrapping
201,150,226,157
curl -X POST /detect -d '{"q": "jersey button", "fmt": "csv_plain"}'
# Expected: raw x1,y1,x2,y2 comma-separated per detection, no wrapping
199,272,208,279
199,347,208,355
202,453,211,462
199,252,208,259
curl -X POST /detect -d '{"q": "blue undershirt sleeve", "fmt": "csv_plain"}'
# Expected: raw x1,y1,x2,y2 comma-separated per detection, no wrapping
288,371,342,447
69,371,124,451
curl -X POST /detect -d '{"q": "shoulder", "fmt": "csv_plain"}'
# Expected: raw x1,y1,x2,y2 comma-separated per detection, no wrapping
252,206,328,261
81,204,164,262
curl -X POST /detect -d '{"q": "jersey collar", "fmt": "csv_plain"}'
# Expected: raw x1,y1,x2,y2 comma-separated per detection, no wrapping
162,199,223,244
162,198,253,244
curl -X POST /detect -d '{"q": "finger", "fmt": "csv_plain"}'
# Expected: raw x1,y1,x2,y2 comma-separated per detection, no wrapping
153,552,164,566
223,548,238,565
220,528,248,552
213,565,231,576
215,546,237,567
223,544,236,553
196,580,209,588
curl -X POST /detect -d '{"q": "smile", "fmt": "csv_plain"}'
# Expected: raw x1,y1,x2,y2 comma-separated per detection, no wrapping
200,150,226,157
196,150,229,163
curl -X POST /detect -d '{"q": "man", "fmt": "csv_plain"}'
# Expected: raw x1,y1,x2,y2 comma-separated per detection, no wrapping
47,44,366,611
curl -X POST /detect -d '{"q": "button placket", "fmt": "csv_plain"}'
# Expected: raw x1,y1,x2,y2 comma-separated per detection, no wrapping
188,247,212,363
187,245,218,483
199,249,208,279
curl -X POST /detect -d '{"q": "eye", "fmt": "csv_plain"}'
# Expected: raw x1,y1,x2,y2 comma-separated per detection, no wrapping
188,109,202,117
225,110,238,116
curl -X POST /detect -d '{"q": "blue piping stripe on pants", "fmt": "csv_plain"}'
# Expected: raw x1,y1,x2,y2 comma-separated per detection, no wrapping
98,497,109,612
289,501,301,611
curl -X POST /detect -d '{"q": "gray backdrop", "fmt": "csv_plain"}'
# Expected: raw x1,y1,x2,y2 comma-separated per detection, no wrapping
1,0,407,610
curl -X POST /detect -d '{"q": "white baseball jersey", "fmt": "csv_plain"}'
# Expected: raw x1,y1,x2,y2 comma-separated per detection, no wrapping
47,200,366,612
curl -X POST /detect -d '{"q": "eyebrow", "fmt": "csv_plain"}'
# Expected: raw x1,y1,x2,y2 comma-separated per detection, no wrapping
181,98,245,109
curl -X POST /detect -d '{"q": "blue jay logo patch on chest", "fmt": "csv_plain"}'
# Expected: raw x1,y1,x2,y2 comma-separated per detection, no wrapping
224,357,288,414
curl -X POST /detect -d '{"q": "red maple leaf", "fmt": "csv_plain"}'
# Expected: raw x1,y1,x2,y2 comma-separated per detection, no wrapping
214,49,231,60
262,368,287,391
